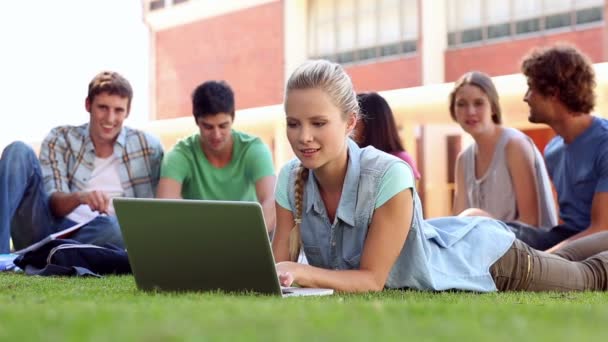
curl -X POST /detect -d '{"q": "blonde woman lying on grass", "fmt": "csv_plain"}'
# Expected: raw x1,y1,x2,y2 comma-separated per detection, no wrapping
271,60,608,293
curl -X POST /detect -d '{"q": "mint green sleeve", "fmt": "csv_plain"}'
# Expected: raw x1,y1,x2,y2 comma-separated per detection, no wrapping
160,147,190,183
245,140,275,183
375,162,415,208
275,164,292,211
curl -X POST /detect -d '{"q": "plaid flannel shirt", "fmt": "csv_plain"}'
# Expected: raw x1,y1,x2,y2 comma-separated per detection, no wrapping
39,123,164,198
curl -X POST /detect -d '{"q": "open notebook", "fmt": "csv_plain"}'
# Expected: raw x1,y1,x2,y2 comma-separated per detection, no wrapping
114,198,333,297
14,220,90,255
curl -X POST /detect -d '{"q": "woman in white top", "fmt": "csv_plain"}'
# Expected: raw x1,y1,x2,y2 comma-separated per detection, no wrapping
451,71,557,228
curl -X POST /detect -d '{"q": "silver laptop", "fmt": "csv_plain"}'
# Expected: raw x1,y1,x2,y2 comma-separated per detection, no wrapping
113,198,333,297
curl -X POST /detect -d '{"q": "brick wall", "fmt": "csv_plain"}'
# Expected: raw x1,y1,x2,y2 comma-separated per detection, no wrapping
154,1,284,119
445,27,604,82
345,55,422,93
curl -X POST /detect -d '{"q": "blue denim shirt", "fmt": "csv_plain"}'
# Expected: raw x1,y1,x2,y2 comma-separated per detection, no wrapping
39,123,164,198
281,140,515,292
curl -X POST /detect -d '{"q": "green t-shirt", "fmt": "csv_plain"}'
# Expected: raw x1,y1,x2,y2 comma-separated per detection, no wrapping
161,130,274,201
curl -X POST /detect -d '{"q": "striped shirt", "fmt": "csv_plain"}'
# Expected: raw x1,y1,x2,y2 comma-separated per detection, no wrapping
39,123,164,199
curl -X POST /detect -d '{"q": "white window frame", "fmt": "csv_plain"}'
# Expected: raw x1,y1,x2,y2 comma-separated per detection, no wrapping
446,0,605,48
307,0,419,64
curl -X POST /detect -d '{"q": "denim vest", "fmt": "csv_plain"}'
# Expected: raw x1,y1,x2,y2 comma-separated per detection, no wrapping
286,140,515,292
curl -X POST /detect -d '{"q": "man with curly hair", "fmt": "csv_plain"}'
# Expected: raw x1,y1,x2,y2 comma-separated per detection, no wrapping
506,44,608,251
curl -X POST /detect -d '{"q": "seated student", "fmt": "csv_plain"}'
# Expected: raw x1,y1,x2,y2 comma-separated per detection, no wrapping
157,80,276,232
0,71,164,253
449,71,556,228
503,44,608,252
271,59,608,293
354,92,421,179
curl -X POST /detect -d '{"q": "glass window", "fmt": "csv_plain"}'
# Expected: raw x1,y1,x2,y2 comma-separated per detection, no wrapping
485,0,511,25
315,0,336,56
513,0,542,20
149,0,164,11
575,0,605,9
543,0,572,15
447,31,458,45
576,6,603,24
446,0,459,32
337,0,356,51
461,27,483,43
487,23,511,39
402,40,417,53
403,0,418,40
307,1,318,57
337,51,356,63
358,0,377,48
358,46,378,60
515,18,540,34
308,0,419,62
456,0,482,28
380,42,402,56
545,13,572,29
447,0,605,48
379,0,401,45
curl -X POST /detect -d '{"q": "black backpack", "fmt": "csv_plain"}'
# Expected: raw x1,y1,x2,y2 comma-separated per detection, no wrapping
14,239,131,277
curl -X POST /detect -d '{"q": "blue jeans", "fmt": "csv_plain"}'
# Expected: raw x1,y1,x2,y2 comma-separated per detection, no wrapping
0,142,124,253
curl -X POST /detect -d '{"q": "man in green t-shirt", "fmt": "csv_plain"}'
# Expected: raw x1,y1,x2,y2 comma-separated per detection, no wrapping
157,81,276,232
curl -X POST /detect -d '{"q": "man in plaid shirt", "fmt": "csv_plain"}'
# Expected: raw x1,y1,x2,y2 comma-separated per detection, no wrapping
0,71,163,253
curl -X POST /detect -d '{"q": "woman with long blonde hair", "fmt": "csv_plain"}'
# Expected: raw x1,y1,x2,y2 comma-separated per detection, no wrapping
271,60,608,293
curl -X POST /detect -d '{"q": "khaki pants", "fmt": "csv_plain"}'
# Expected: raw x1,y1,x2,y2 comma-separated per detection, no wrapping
490,232,608,291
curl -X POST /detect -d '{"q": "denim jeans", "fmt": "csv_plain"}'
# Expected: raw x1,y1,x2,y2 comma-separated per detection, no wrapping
490,232,608,291
0,141,124,253
70,215,124,249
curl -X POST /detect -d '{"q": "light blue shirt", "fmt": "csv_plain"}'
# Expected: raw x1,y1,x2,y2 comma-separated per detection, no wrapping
275,139,515,292
277,160,413,210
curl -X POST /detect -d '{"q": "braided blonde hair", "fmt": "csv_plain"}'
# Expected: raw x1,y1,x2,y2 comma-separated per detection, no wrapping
285,60,359,261
289,166,309,261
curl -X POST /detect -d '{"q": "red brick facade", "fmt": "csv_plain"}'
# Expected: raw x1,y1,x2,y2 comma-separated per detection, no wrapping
150,1,606,119
154,1,284,119
444,27,604,82
345,56,422,93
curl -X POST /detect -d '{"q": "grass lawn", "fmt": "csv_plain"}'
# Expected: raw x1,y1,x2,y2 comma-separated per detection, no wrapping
1,273,608,341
